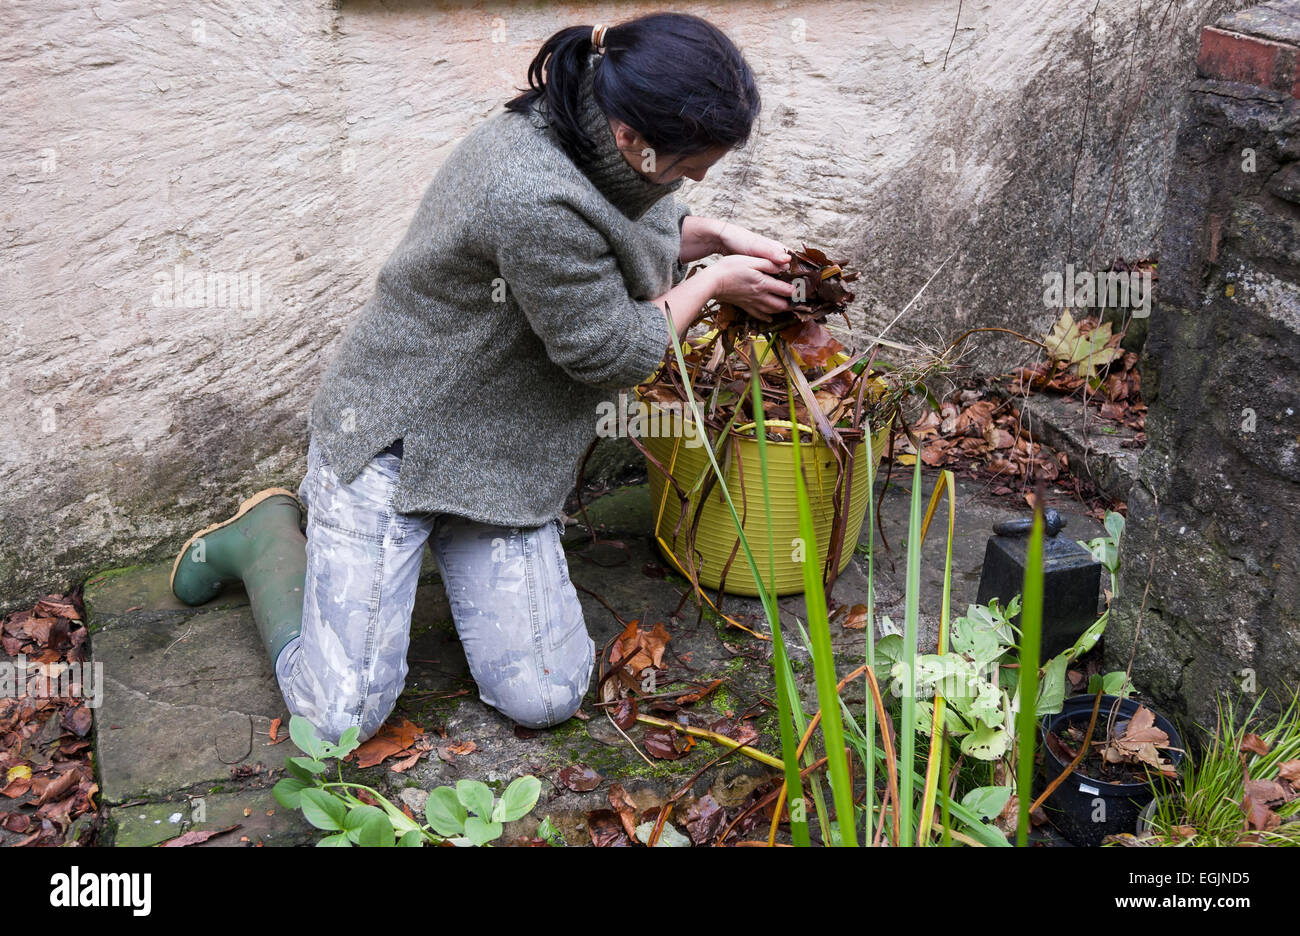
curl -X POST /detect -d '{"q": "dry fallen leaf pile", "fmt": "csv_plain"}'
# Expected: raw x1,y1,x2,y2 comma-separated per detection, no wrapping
0,593,99,846
341,715,478,774
1239,732,1300,835
1096,706,1179,779
886,387,1117,519
1047,705,1178,784
1010,310,1147,438
883,309,1145,520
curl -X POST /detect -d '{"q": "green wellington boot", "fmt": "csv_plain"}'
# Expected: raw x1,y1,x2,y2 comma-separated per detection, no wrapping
170,488,307,668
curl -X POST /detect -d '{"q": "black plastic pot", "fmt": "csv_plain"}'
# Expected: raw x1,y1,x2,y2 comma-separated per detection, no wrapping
1040,694,1184,847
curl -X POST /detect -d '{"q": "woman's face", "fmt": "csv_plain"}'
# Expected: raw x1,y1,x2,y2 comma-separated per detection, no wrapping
609,118,730,185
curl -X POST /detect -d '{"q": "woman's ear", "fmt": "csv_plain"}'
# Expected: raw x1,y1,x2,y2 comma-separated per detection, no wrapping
609,118,647,159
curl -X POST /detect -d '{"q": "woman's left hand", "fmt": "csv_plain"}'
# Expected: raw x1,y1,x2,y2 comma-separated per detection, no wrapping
717,223,790,268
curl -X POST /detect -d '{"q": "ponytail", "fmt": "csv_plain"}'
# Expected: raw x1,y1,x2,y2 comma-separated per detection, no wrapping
504,25,600,162
505,13,759,165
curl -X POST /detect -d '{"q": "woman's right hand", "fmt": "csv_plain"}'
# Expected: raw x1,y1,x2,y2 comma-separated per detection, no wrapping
708,254,795,321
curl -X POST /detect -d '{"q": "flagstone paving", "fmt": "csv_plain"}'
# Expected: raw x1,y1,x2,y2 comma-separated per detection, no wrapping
85,472,1102,846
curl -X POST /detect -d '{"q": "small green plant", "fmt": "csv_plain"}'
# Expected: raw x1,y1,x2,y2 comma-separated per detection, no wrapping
877,597,1111,762
273,715,543,847
536,817,567,847
1079,511,1124,599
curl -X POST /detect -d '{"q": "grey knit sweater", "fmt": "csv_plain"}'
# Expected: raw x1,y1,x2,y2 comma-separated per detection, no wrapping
307,59,691,526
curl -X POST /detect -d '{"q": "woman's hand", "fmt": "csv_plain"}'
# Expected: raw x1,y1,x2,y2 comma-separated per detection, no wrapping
716,223,791,268
708,255,795,321
679,216,791,267
653,254,794,338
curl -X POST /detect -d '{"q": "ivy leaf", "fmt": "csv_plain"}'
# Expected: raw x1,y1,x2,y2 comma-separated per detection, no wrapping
492,776,541,824
424,786,467,837
1044,310,1120,378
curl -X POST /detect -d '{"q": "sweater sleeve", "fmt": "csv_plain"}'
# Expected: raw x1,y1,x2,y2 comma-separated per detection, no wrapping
672,200,693,287
490,196,672,391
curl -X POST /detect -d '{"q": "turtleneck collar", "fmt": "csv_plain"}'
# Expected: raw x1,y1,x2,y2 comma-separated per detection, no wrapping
530,54,684,221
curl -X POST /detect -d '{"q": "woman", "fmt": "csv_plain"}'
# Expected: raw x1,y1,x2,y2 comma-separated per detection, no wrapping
169,13,795,743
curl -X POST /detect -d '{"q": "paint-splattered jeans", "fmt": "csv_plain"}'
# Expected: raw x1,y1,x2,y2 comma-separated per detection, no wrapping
275,436,595,743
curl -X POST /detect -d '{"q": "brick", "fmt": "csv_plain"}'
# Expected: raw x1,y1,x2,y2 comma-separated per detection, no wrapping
1197,26,1300,95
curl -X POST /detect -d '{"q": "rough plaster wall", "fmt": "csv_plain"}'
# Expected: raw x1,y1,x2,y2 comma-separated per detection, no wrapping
0,0,1244,606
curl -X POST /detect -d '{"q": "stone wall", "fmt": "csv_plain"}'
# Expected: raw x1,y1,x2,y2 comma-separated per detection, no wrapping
0,0,1240,607
1110,1,1300,728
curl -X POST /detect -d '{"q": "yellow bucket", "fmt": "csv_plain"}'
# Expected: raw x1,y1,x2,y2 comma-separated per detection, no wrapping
639,396,889,597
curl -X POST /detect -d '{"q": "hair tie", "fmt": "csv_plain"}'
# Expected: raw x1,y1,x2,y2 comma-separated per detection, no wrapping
591,24,608,55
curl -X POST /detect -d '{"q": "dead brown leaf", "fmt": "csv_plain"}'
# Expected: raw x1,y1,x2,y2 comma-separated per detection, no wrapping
352,718,423,768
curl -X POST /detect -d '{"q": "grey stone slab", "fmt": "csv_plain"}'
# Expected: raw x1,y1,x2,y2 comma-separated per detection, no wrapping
109,788,315,847
83,562,248,620
1218,2,1300,45
91,606,291,802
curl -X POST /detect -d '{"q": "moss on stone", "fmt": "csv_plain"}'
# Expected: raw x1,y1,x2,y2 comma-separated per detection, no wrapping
541,718,682,782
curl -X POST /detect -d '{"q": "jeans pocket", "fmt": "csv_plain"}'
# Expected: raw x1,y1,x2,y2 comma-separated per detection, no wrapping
543,521,584,653
551,517,569,586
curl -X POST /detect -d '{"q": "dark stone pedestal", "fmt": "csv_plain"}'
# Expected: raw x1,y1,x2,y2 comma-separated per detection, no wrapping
977,534,1101,662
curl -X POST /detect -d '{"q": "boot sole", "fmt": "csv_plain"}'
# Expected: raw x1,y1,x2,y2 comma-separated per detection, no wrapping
169,487,303,598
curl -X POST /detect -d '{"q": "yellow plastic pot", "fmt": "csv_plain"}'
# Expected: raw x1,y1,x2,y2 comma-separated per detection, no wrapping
640,398,889,597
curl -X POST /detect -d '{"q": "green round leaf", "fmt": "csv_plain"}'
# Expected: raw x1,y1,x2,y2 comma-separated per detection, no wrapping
397,829,426,847
455,779,494,819
289,716,325,760
272,777,310,810
288,756,327,776
425,786,467,837
463,816,503,846
345,805,394,847
960,722,1009,761
299,788,348,831
283,758,316,783
492,776,541,823
960,785,1014,821
316,832,351,847
332,725,362,760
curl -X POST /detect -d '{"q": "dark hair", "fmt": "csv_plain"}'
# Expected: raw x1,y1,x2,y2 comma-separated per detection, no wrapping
505,13,760,165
